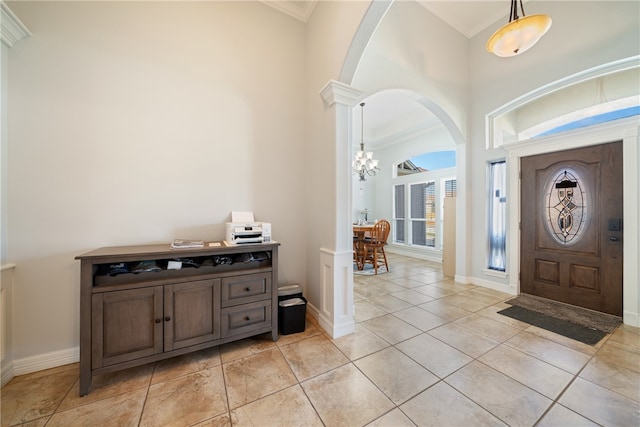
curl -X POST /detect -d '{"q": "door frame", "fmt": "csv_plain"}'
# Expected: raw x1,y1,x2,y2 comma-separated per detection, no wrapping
503,116,640,327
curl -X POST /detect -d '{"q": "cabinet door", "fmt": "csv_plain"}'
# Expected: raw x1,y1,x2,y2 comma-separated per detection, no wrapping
164,279,220,351
92,287,163,368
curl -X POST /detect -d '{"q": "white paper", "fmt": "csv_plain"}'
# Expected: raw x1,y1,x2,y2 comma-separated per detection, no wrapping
232,211,255,222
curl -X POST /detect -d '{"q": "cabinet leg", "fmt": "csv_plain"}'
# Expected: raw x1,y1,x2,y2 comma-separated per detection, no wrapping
79,372,91,397
272,329,278,341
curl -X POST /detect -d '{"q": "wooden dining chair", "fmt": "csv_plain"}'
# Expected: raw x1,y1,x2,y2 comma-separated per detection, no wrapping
362,219,391,274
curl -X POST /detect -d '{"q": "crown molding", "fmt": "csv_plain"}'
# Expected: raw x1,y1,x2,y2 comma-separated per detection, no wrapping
1,2,30,47
261,1,317,23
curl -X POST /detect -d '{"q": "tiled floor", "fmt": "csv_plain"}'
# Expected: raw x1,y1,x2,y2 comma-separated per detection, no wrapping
2,254,639,426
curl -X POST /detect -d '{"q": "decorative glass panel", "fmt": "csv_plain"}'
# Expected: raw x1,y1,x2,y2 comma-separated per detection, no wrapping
544,169,588,245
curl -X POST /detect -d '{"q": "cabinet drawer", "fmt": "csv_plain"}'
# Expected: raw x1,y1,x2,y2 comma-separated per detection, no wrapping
221,272,271,307
221,300,271,338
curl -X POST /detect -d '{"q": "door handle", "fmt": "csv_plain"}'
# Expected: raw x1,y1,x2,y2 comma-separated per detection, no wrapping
609,236,619,241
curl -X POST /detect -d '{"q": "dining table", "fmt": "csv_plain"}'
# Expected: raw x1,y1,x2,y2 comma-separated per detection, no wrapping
353,223,375,270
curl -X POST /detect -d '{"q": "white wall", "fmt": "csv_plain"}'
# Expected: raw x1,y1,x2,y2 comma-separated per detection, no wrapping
6,1,307,367
467,1,640,288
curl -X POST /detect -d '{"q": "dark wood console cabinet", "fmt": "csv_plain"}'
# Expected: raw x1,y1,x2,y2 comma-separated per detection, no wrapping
76,242,279,396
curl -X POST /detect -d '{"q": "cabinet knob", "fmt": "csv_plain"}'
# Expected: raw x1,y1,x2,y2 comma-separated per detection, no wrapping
155,319,161,324
244,316,250,321
165,316,171,322
244,287,251,292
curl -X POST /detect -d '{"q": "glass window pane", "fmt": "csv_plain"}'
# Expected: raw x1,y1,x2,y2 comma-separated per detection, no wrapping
488,161,507,271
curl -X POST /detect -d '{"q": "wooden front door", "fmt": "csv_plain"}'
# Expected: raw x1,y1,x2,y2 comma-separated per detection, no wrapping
520,141,623,316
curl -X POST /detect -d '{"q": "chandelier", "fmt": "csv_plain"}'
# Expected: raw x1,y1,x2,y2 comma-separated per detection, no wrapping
352,102,379,181
486,0,552,57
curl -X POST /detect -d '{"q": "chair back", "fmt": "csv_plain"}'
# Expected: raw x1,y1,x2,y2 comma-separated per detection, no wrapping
370,220,391,244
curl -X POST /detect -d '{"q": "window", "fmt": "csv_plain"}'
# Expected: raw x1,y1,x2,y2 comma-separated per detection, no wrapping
488,161,507,271
397,151,456,176
409,182,435,247
393,185,405,243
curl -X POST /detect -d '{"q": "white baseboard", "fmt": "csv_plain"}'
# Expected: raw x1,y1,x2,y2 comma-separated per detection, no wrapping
1,360,14,386
13,347,79,377
468,276,517,296
623,310,639,328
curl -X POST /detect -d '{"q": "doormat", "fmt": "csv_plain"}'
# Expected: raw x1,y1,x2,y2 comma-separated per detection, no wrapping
353,263,388,275
498,305,608,345
505,294,622,333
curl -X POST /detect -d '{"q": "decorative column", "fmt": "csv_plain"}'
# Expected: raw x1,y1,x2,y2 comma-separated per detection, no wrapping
317,79,362,338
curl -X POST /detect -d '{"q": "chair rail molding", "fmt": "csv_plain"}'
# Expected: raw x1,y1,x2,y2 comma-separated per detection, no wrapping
1,2,31,47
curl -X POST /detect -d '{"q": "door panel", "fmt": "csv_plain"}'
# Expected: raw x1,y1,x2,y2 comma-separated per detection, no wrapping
521,141,623,316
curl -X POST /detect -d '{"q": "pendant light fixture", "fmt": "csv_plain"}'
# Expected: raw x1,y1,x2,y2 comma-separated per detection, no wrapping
352,102,379,181
486,0,552,57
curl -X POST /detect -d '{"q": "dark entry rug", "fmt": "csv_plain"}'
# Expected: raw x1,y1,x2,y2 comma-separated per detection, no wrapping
499,294,622,345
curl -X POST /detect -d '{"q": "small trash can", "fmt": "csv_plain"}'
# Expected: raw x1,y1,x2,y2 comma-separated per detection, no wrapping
278,284,306,335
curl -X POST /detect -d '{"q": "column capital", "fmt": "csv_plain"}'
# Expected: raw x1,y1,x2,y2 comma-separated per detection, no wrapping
319,80,362,107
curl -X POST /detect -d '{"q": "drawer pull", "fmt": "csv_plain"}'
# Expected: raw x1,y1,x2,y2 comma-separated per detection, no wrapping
244,316,250,321
244,287,251,292
155,319,161,324
164,316,171,322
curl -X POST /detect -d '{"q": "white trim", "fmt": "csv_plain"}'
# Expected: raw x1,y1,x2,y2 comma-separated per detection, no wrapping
469,276,517,296
261,0,317,23
1,2,30,47
13,347,79,377
482,268,508,279
1,360,13,386
386,245,442,264
319,80,362,107
487,56,640,149
0,263,15,272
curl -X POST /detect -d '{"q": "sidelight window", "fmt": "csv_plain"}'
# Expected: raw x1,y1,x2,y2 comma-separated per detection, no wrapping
488,160,507,271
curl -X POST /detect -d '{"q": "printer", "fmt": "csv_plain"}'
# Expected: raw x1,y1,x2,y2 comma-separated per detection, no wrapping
225,211,272,245
225,222,271,244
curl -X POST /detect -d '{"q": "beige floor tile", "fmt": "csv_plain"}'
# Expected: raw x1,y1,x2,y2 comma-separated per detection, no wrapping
418,299,471,321
354,282,389,299
536,403,599,427
430,280,477,293
223,348,297,409
446,361,552,426
391,276,437,289
20,416,51,427
400,381,506,427
355,300,388,322
365,408,416,427
368,294,414,313
479,344,574,399
606,326,640,354
413,284,459,299
407,274,446,286
279,334,349,381
219,333,277,363
525,325,602,355
579,352,640,401
396,333,473,378
275,320,322,346
505,331,592,374
377,281,410,294
476,303,531,329
392,306,449,332
192,413,233,426
355,347,439,404
428,323,500,358
439,290,504,312
151,345,221,385
231,385,323,427
1,368,78,426
332,323,390,361
302,363,394,426
140,367,228,426
57,364,154,412
559,377,640,426
46,388,146,427
596,340,640,373
390,289,434,305
363,314,422,344
454,313,524,342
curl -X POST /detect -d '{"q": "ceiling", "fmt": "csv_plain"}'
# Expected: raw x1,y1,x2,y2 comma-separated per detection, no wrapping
261,1,518,148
